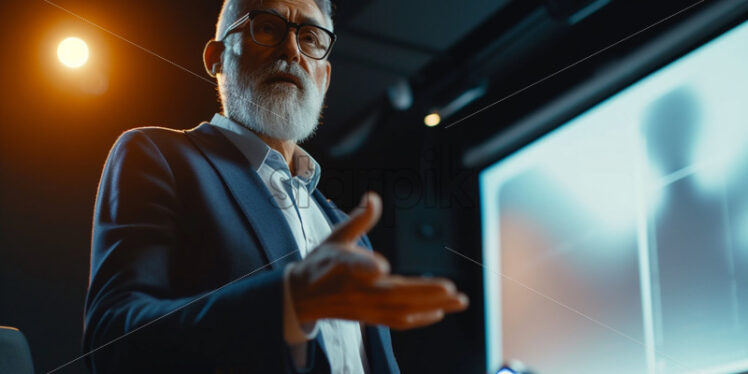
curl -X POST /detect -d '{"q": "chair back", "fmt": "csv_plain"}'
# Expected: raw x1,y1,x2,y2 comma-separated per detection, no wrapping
0,326,34,374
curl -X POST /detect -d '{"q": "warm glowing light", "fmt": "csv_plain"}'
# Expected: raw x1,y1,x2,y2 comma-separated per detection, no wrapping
57,37,89,68
424,112,441,127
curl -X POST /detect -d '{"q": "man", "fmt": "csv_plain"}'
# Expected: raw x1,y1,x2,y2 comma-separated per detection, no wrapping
83,0,468,372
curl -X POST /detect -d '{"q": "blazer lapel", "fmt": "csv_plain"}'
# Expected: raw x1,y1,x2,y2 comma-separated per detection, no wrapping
312,189,371,249
312,189,342,225
185,122,301,269
364,326,399,374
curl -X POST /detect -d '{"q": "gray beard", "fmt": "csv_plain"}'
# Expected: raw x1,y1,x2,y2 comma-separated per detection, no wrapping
223,60,324,143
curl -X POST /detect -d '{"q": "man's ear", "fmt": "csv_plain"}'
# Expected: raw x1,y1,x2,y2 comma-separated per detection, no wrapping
323,60,332,94
203,40,225,78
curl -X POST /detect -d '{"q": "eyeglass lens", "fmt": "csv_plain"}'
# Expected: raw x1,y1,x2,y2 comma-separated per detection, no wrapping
251,12,332,59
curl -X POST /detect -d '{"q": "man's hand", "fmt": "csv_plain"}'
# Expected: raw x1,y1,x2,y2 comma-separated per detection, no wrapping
288,191,469,330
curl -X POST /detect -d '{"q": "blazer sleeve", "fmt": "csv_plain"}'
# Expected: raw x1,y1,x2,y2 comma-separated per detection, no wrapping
83,129,299,373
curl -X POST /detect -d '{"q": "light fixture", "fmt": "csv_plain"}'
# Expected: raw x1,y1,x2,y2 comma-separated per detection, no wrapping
57,37,89,68
424,81,488,127
387,78,413,111
424,112,441,127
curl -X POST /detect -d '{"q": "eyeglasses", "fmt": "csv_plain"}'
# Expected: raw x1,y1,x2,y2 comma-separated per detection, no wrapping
219,10,336,60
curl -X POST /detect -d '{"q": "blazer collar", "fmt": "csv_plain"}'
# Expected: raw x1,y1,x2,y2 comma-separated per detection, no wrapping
184,122,304,269
208,113,323,193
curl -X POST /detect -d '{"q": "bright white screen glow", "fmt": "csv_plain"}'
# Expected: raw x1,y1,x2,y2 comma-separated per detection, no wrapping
481,19,748,374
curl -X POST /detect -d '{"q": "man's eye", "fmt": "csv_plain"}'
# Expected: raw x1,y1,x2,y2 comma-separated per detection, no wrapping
257,22,277,34
301,34,319,45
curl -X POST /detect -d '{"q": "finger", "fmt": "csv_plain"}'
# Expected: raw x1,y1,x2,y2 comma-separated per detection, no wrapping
359,276,460,303
334,282,469,314
374,292,469,314
341,248,390,279
399,309,445,330
341,276,461,307
435,293,469,313
379,309,446,331
316,291,468,324
346,246,390,276
331,303,444,329
326,191,382,244
370,275,457,295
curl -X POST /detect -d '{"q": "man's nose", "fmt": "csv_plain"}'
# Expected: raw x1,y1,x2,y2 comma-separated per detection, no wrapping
276,29,302,64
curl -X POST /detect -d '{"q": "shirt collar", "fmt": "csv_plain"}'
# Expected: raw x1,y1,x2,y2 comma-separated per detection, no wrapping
208,113,322,192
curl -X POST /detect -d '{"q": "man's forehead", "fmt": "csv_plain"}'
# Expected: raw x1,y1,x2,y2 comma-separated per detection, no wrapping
221,0,330,31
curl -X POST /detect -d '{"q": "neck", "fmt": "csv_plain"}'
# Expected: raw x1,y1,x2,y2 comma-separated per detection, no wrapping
253,130,297,174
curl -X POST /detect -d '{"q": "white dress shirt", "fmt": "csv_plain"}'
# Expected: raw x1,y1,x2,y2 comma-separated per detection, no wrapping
209,113,369,374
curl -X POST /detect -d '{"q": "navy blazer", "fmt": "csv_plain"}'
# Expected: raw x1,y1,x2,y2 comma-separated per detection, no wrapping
83,122,400,373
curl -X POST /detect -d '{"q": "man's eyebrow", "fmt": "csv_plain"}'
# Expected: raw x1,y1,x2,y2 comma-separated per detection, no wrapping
263,8,326,28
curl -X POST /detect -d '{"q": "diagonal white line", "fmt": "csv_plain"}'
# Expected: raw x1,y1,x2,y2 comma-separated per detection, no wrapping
46,250,298,374
443,245,693,372
443,0,705,129
42,0,287,122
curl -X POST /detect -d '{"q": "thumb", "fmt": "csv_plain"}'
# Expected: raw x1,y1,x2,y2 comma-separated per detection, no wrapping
326,191,382,244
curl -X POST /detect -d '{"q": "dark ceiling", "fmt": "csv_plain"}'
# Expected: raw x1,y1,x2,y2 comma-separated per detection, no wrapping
324,0,511,128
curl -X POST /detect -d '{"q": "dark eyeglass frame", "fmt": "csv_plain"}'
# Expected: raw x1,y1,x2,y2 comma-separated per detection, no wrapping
219,10,337,60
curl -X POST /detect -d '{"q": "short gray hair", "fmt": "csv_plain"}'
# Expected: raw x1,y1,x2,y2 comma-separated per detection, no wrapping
215,0,334,40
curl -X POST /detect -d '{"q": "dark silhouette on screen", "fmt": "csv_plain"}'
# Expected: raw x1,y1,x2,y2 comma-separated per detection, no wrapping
643,88,740,368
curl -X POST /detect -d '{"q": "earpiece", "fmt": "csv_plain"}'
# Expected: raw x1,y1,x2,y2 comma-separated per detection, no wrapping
211,63,221,76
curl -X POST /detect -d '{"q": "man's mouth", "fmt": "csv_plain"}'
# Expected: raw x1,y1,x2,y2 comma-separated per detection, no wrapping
265,73,302,88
